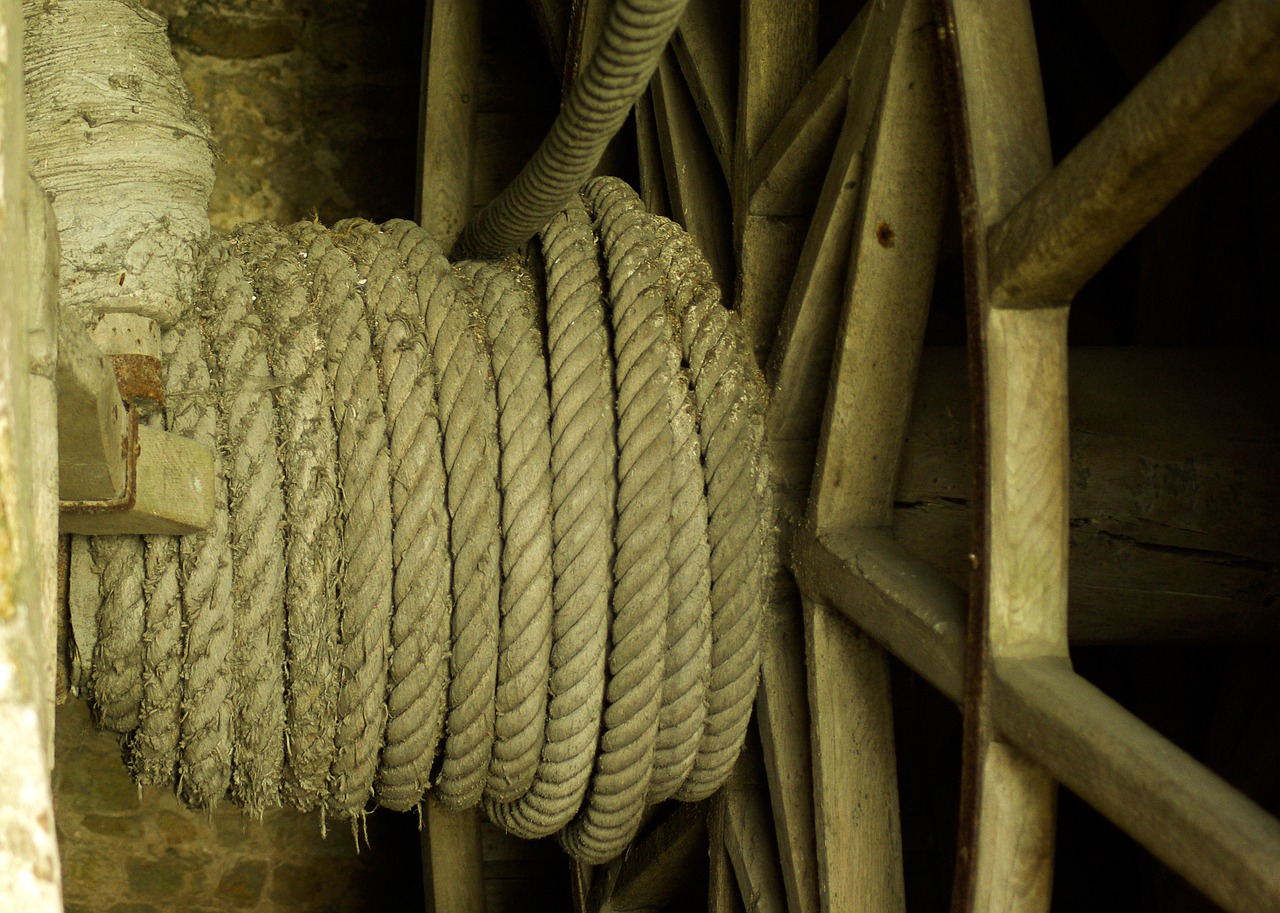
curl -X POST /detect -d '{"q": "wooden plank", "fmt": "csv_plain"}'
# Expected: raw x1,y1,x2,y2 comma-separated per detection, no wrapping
992,655,1280,913
59,425,215,536
721,739,786,913
987,0,1280,308
733,0,818,358
606,803,707,912
797,0,948,495
708,795,747,913
748,6,871,215
754,581,819,913
418,0,483,250
804,600,906,913
650,51,734,293
423,797,488,913
634,89,671,218
937,0,1060,908
26,180,59,757
56,316,129,503
669,0,737,176
791,525,966,702
892,347,1280,645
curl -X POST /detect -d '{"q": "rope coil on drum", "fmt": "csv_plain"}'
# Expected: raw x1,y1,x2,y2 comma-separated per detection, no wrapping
71,179,772,862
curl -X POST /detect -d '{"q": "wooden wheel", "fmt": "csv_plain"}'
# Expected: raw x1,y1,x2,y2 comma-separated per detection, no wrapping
415,1,1280,910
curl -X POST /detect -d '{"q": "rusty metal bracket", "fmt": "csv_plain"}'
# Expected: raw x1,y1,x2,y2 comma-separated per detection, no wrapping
58,403,139,517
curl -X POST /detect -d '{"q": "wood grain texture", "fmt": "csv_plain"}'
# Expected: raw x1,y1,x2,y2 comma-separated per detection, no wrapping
670,0,736,176
748,4,870,216
720,737,786,913
893,348,1280,644
59,425,215,536
992,656,1280,913
804,600,906,913
56,317,129,503
792,525,966,702
938,1,1060,908
650,51,734,293
605,803,707,912
804,0,947,523
423,797,488,913
418,0,482,248
754,581,819,913
733,0,818,359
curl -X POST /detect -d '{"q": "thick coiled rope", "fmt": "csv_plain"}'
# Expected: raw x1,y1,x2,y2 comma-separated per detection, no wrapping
74,182,770,861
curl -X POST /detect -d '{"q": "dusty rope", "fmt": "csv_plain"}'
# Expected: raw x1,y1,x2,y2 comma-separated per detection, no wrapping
383,219,502,810
457,259,555,804
131,400,183,787
556,180,676,864
88,534,144,735
645,210,771,802
484,199,612,838
82,182,770,862
169,310,234,809
239,223,342,814
205,233,288,817
294,224,396,823
333,219,452,814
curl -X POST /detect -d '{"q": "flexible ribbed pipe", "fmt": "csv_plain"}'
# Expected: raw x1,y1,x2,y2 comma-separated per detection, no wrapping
453,0,691,258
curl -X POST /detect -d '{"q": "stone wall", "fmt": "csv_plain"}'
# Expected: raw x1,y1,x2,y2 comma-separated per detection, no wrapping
55,699,425,913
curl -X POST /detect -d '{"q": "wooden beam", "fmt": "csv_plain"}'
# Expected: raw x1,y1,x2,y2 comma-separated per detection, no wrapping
56,316,129,504
987,0,1280,309
708,795,747,913
606,803,707,912
754,580,820,913
748,6,870,215
59,425,215,536
791,525,966,703
937,0,1060,907
804,600,906,913
733,0,818,359
650,51,734,293
992,655,1280,913
893,347,1280,645
799,0,948,500
418,0,482,249
422,797,488,913
669,0,737,176
721,737,787,913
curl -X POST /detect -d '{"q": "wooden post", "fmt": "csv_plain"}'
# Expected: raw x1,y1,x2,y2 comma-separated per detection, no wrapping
422,796,488,913
0,0,63,905
418,0,482,249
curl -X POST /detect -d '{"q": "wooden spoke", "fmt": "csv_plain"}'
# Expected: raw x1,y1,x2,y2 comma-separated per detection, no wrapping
720,737,787,913
604,804,708,913
748,6,871,216
992,656,1280,912
732,0,819,360
669,0,737,176
423,798,488,913
755,578,820,913
649,51,735,292
987,0,1280,309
